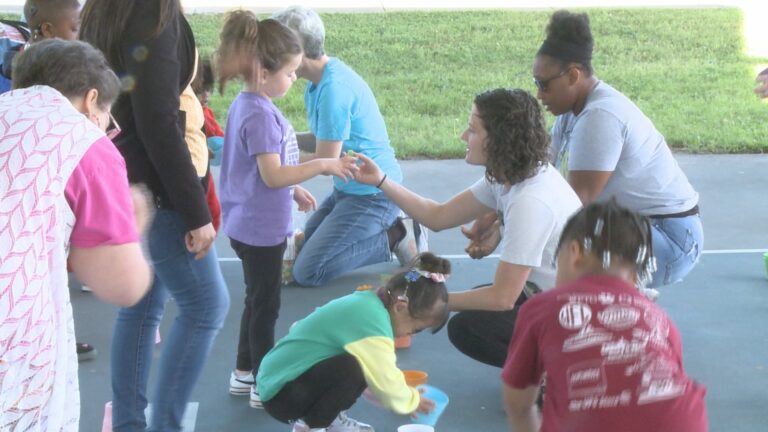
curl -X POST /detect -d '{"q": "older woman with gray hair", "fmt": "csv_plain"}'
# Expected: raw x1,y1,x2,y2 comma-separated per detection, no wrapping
273,6,427,288
0,38,152,430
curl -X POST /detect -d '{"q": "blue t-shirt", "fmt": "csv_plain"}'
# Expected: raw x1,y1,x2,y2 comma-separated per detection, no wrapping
305,58,402,195
220,92,299,246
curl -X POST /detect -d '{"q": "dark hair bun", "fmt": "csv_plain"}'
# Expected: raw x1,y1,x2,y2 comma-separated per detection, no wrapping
546,10,593,48
416,252,451,276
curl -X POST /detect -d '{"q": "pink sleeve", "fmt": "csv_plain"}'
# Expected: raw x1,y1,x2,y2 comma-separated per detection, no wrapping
64,136,140,248
501,300,544,389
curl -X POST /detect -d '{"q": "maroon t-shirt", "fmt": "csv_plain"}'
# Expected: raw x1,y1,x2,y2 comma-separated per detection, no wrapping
502,274,707,432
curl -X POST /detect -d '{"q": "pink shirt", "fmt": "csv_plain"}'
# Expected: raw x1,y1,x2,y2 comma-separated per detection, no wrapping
502,274,707,432
64,136,139,247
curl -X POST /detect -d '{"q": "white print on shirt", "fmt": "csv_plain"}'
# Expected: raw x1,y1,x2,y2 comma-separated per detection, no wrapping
567,360,607,397
559,302,593,330
568,390,633,412
563,325,614,352
600,337,648,363
597,304,640,331
638,378,686,405
632,325,671,351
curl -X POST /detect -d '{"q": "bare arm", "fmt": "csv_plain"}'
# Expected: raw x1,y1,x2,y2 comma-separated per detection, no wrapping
568,170,612,204
257,153,358,189
448,261,531,311
298,137,341,163
69,243,151,307
354,153,490,231
503,384,541,432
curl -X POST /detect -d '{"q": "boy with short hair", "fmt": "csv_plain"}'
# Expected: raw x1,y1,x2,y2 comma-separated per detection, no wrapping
24,0,81,42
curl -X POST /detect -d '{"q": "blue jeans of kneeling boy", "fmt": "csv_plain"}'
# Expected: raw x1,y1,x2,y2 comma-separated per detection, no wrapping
292,189,400,287
111,209,230,432
649,214,703,287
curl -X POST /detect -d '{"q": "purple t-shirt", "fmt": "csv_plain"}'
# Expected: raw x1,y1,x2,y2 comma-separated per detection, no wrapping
220,92,299,246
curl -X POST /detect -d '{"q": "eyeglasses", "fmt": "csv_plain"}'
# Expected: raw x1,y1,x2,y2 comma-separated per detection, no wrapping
106,112,121,140
533,69,569,92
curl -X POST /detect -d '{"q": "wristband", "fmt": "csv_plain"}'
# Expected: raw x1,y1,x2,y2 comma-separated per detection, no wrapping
376,173,387,188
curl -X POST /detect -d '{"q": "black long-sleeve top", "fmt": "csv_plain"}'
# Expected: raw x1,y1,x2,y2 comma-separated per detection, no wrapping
111,2,210,230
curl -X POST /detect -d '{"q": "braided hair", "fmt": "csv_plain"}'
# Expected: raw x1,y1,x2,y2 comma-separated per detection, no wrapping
556,200,656,287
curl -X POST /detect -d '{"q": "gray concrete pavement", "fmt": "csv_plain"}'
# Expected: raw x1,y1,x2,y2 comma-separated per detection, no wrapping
74,154,768,431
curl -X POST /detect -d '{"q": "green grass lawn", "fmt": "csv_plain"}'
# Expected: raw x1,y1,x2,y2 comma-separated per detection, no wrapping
189,7,768,158
9,8,763,157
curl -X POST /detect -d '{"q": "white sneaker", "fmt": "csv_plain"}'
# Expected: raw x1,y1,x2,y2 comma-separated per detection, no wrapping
291,420,326,432
393,217,428,267
327,411,374,432
229,371,254,396
250,385,263,409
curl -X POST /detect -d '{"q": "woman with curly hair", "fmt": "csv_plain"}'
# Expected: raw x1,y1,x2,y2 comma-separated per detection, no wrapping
534,10,702,288
354,88,582,367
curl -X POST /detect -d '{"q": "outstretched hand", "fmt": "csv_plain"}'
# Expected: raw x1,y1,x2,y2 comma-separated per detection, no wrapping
352,153,385,186
323,154,359,182
461,211,501,259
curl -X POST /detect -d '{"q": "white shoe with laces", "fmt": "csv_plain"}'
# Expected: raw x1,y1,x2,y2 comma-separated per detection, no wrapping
327,411,375,432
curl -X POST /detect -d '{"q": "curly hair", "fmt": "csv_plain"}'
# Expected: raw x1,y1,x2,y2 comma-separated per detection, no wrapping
474,88,550,185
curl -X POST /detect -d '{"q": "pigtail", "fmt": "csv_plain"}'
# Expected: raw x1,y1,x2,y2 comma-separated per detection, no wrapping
556,199,656,287
216,9,260,94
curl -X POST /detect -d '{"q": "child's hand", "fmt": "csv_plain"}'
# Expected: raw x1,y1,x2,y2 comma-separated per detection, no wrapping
322,155,359,182
412,392,435,416
293,185,317,212
352,153,385,186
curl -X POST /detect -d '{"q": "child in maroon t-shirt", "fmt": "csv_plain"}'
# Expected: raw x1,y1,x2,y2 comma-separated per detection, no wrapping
502,200,707,432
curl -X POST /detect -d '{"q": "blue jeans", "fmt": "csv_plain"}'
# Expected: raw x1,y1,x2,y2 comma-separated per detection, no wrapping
292,190,400,287
111,209,230,431
649,214,703,287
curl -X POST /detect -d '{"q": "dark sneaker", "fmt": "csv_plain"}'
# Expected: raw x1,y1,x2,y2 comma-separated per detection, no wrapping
76,342,97,362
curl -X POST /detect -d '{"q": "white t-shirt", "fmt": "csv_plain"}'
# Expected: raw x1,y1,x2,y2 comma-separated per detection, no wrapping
551,81,698,216
470,165,582,290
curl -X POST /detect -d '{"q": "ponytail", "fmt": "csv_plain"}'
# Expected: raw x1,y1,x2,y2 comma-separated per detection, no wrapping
217,9,302,93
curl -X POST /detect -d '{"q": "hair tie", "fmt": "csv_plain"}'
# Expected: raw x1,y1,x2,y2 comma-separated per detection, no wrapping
405,269,448,283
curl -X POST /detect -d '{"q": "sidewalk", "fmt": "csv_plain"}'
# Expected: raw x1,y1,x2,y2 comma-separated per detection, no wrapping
74,154,768,431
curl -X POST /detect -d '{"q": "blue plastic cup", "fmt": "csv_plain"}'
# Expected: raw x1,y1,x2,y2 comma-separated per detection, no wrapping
413,385,449,427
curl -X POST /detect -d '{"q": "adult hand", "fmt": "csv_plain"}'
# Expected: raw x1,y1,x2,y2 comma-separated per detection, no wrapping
754,69,768,98
293,185,317,212
461,211,501,259
352,153,384,186
322,154,359,182
129,183,154,234
185,222,216,260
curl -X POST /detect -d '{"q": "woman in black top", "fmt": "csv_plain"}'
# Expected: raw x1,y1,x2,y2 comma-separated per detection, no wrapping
81,1,230,430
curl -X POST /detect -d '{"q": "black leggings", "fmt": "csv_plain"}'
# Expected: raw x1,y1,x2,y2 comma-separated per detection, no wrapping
230,237,287,374
263,354,367,428
447,284,532,368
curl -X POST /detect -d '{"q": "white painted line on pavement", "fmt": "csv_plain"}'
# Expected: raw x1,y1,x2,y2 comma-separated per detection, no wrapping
217,248,768,262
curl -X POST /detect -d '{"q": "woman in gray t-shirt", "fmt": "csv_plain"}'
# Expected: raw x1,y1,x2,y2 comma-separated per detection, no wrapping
531,10,702,287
